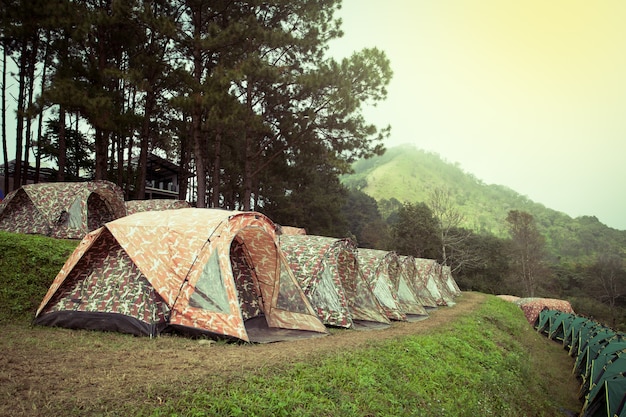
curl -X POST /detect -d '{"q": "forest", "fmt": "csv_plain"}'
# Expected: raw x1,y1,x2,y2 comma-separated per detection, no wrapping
1,0,390,209
1,2,624,330
341,146,626,331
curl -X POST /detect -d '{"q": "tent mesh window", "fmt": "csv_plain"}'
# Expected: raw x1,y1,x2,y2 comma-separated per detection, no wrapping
189,250,230,313
276,261,312,314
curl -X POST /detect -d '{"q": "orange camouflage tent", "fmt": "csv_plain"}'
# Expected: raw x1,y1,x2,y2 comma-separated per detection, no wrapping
34,208,328,342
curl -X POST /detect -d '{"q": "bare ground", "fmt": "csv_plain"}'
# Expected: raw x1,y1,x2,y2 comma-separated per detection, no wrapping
0,292,531,416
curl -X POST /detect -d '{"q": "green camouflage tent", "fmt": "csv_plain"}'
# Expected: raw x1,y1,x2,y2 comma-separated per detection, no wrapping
0,180,126,239
279,235,390,329
125,199,190,215
441,265,462,297
356,248,404,321
34,208,328,343
398,255,438,309
358,249,429,321
414,258,454,306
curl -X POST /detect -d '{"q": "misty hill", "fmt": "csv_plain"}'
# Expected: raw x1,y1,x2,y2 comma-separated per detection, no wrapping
341,144,626,264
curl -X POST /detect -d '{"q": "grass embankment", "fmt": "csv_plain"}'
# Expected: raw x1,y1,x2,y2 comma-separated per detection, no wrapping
0,231,78,322
0,232,581,417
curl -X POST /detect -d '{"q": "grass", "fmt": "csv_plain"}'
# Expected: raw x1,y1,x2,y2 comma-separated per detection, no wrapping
142,299,579,417
0,232,581,417
0,231,78,322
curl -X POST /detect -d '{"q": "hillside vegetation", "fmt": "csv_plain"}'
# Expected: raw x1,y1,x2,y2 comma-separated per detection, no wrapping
0,233,581,417
341,144,626,265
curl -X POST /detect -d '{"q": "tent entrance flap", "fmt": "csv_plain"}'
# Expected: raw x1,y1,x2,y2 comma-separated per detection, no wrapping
87,192,116,232
231,236,265,322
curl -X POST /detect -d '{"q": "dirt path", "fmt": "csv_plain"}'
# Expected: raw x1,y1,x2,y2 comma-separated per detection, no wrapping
1,292,485,416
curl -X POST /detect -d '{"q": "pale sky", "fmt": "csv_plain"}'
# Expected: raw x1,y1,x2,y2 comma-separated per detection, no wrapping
328,0,626,231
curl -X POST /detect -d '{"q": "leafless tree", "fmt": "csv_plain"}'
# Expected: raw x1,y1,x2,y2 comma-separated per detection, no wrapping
428,186,478,273
586,254,626,328
505,210,547,297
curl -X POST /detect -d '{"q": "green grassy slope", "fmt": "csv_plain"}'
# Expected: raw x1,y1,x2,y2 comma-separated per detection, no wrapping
0,232,582,416
342,144,626,263
0,231,78,322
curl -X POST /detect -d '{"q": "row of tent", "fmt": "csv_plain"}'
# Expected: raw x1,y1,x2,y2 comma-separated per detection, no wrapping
0,181,460,343
535,310,626,417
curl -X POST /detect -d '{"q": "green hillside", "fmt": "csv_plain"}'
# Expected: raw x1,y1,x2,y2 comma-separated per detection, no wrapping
341,144,626,264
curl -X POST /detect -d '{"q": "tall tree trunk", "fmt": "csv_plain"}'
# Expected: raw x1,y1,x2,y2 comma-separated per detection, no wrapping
56,107,66,181
35,33,50,183
137,90,155,200
2,45,9,194
242,128,253,211
94,128,109,180
116,134,124,186
13,40,28,189
23,40,38,185
191,5,206,208
242,85,254,211
124,131,134,199
192,104,206,207
178,120,191,201
210,130,222,208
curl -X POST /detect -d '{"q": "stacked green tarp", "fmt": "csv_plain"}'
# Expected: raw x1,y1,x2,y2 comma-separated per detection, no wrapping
534,309,626,417
582,355,626,417
563,316,591,353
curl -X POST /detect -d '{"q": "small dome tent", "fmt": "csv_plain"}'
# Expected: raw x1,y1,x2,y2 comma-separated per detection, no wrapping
414,258,455,306
0,180,126,239
279,234,390,329
34,208,328,343
441,265,462,297
277,225,307,236
398,255,438,310
125,199,190,215
358,248,430,322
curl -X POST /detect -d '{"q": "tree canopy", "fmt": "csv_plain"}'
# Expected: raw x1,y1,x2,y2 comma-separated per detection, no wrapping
1,0,391,210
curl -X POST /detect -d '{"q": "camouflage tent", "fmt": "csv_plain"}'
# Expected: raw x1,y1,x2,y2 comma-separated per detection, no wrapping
516,297,574,325
358,249,429,321
278,225,307,236
398,255,438,309
34,208,328,343
0,180,126,239
414,258,455,306
279,235,390,329
496,295,521,303
441,265,462,297
125,199,190,215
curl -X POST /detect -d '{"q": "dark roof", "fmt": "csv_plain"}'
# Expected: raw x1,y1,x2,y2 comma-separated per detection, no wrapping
132,153,192,181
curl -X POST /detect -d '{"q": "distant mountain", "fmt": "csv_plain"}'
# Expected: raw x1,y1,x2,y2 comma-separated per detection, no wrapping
341,144,626,264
